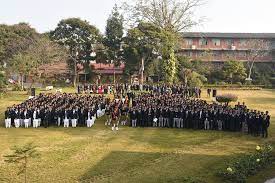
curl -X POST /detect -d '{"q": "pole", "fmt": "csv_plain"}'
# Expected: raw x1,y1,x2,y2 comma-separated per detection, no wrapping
141,57,144,91
114,70,116,84
74,59,77,87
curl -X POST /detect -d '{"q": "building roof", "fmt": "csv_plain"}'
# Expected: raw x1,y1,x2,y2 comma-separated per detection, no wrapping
90,63,125,75
182,32,275,39
91,63,125,70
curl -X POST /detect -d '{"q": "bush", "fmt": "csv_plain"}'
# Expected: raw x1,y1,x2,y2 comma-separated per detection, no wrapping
11,83,22,91
218,145,274,183
216,94,238,105
236,82,242,86
218,81,227,85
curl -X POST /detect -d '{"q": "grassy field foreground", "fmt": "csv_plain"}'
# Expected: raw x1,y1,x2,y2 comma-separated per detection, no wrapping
0,89,274,183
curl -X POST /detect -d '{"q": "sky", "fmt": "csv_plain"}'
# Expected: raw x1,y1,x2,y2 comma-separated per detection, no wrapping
0,0,274,34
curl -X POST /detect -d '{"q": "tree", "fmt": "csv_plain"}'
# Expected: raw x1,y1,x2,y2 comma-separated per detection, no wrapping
0,71,6,92
176,55,208,86
0,23,39,89
123,0,203,84
8,36,67,90
223,60,247,84
124,22,163,87
245,39,271,81
4,143,40,183
104,4,124,65
51,18,101,86
122,0,203,32
216,94,238,106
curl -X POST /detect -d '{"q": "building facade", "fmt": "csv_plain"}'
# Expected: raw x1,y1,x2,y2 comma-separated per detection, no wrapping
180,32,275,63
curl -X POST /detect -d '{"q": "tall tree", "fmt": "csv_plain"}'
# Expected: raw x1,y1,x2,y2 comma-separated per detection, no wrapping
123,0,203,32
0,23,39,67
244,39,271,81
50,18,101,86
8,35,67,90
104,4,124,65
124,22,163,86
123,0,203,84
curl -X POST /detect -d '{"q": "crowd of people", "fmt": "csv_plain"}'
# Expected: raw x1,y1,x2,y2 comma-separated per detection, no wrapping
3,84,270,138
4,93,108,128
128,93,270,138
77,84,202,98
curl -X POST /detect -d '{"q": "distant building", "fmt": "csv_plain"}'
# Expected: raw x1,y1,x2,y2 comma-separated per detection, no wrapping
90,62,125,75
180,32,275,63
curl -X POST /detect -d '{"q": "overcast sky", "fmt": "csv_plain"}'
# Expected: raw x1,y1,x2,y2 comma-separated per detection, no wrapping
0,0,274,33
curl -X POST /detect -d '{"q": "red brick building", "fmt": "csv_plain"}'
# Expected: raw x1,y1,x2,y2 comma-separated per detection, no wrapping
179,32,275,63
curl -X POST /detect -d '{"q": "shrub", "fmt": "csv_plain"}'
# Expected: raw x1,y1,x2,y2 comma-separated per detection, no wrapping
216,94,238,105
11,83,22,91
218,145,274,183
236,82,242,86
218,81,227,85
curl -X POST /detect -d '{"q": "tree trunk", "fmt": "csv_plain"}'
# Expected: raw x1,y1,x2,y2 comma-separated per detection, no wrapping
248,60,255,79
140,57,144,91
28,77,34,95
21,75,24,91
73,60,77,87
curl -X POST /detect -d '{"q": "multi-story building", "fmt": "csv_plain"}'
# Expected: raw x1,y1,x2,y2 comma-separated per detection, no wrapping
180,32,275,64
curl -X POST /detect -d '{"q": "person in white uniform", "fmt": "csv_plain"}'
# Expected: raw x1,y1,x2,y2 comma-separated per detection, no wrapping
33,109,39,128
64,110,69,128
71,109,78,128
4,108,12,128
87,110,93,128
23,109,30,128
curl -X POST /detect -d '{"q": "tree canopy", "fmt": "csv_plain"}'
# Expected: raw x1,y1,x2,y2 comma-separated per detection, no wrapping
104,4,124,64
50,18,101,86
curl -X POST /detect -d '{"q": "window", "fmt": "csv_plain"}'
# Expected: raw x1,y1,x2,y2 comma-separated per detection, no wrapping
226,39,234,46
240,39,247,46
199,38,208,46
185,38,193,45
238,51,246,57
213,51,220,57
212,39,221,46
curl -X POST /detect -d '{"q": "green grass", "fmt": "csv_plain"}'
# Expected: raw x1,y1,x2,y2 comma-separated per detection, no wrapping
0,89,274,183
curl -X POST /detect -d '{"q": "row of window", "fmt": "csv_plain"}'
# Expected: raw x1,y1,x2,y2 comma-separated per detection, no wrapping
185,51,256,57
185,38,247,46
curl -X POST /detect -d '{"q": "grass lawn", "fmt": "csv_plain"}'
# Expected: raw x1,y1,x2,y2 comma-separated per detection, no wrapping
0,89,274,183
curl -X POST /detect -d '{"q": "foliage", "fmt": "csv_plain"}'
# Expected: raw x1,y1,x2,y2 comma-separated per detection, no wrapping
124,22,163,76
123,0,203,84
104,4,124,65
0,72,7,90
218,145,274,183
251,63,274,87
0,23,39,65
216,94,238,105
176,56,207,86
122,0,202,32
4,142,40,183
188,71,207,87
50,18,101,86
244,39,271,80
145,59,164,79
160,31,178,83
0,23,39,90
223,60,247,84
8,35,67,90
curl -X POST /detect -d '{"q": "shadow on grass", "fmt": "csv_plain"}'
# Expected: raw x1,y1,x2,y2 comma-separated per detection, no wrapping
79,151,228,183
